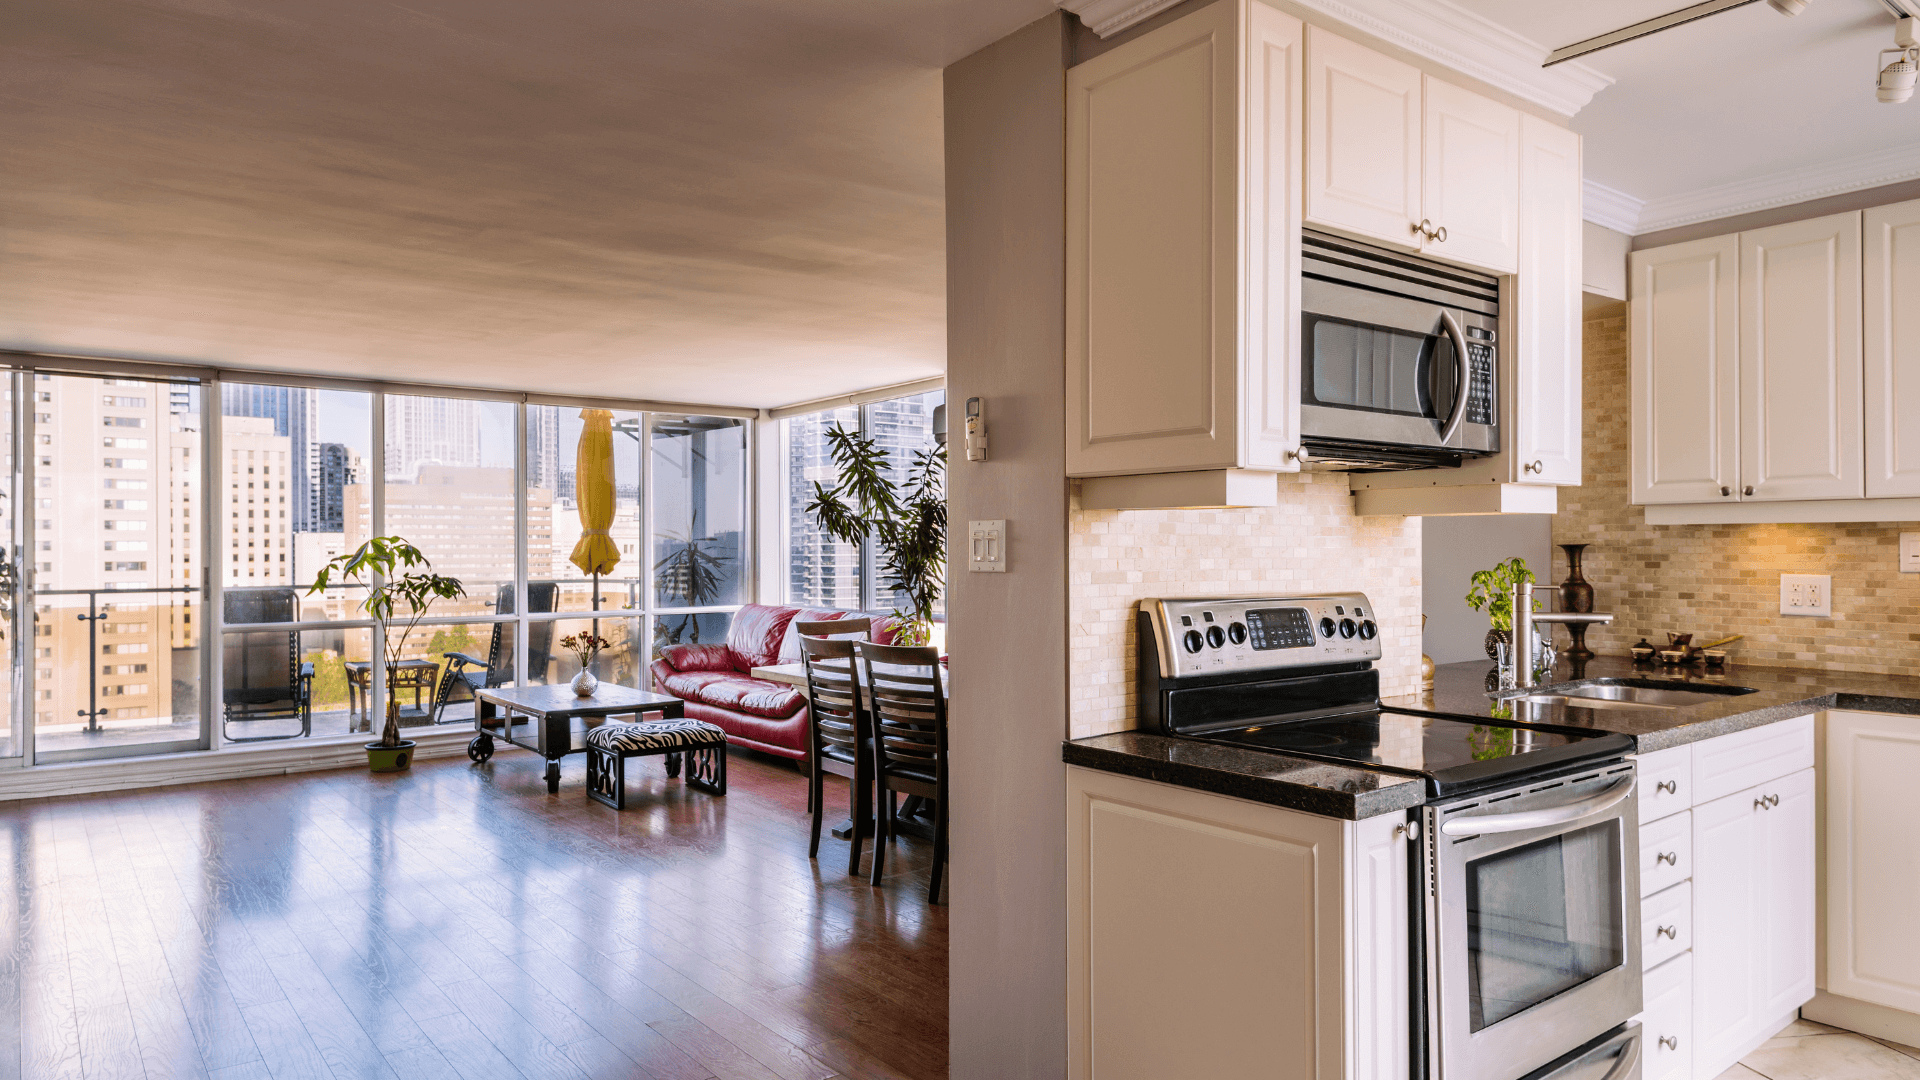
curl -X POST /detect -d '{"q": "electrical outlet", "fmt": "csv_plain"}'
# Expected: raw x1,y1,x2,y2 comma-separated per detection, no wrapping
1780,573,1832,618
1902,533,1920,573
968,520,1006,573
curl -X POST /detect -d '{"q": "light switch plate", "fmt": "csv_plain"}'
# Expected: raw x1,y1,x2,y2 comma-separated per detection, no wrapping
968,520,1006,573
1780,573,1832,618
1902,533,1920,573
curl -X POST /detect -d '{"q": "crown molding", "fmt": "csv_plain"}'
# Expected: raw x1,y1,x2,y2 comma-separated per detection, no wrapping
1583,180,1646,234
1630,142,1920,234
1058,0,1614,117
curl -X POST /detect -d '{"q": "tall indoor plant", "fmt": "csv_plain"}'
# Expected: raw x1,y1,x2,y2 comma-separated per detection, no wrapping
308,536,465,771
805,424,947,646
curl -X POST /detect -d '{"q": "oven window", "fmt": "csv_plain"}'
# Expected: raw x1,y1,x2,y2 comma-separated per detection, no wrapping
1464,820,1624,1031
1303,314,1449,417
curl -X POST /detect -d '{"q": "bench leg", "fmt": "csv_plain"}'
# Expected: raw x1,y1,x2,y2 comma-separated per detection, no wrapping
587,745,626,810
685,745,726,796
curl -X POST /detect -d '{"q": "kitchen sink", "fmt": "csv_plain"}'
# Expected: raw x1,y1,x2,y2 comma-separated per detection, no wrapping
1509,679,1759,710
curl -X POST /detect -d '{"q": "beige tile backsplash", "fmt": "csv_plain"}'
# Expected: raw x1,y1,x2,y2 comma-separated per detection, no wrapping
1553,307,1920,675
1067,472,1422,740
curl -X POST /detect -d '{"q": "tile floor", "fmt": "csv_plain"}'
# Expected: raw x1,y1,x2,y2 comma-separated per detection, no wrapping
1717,1018,1920,1080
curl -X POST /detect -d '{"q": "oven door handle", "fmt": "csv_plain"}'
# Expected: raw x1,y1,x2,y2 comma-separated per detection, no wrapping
1437,310,1472,445
1601,1028,1643,1080
1439,777,1635,836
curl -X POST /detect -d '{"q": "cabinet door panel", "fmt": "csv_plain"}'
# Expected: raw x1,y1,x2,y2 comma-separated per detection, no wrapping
1864,199,1920,497
1739,212,1864,501
1826,712,1920,1014
1240,4,1304,471
1304,28,1421,250
1692,785,1764,1069
1631,236,1740,504
1640,951,1693,1080
1422,77,1519,274
1067,3,1241,476
1758,767,1816,1022
1512,114,1582,484
1347,813,1410,1080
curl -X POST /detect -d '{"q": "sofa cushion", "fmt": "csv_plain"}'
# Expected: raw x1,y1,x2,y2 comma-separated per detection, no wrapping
659,671,804,720
776,608,861,662
680,701,808,760
726,604,799,671
656,643,736,673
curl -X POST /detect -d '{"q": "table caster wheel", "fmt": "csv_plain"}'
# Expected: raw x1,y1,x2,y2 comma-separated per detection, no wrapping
468,735,494,763
545,760,562,793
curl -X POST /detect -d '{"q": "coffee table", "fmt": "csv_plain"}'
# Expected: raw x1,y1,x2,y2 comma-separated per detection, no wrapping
468,684,685,793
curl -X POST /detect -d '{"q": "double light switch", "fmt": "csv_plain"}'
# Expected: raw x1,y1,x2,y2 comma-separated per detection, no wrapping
968,520,1006,573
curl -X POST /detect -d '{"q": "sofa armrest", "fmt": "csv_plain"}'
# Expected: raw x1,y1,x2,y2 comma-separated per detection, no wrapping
658,643,737,673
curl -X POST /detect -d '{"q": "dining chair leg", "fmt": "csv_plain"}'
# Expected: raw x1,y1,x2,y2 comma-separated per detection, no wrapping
846,758,870,878
807,760,825,860
929,797,947,905
869,785,890,887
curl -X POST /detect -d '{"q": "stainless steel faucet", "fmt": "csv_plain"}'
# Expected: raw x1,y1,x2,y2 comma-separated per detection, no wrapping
1513,581,1614,688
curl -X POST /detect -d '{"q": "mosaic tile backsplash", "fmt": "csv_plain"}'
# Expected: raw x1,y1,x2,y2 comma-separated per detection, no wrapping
1067,472,1422,740
1552,307,1920,675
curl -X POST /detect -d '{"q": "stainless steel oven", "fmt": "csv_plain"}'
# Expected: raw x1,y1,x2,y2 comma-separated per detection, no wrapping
1421,761,1643,1080
1299,230,1500,470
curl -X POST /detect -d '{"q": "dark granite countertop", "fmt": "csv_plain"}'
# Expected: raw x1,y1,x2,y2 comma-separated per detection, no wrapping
1385,656,1920,753
1063,655,1920,820
1062,731,1427,820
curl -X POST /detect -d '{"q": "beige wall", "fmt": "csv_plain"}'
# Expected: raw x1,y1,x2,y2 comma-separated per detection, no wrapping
1554,306,1920,673
1067,473,1423,740
944,15,1072,1080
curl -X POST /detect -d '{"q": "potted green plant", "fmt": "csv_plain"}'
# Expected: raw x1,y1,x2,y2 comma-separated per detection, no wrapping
805,425,947,646
308,536,465,772
1464,555,1539,661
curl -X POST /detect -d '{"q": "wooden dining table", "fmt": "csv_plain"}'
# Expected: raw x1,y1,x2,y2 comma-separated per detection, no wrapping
751,660,948,842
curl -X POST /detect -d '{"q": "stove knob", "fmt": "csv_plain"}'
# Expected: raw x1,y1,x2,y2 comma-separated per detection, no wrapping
1358,619,1377,640
1227,622,1248,645
1206,625,1226,649
1338,618,1358,639
1183,629,1205,654
1319,617,1337,639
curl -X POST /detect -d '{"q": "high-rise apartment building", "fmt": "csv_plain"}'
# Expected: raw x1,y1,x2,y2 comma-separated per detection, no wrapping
384,395,480,479
219,384,321,531
526,406,561,493
313,441,361,532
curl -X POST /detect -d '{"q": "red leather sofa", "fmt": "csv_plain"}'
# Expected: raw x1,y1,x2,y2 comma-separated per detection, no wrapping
648,604,899,761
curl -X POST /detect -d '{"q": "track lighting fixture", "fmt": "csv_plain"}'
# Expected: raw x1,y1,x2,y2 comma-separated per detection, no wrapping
1768,0,1809,14
1879,17,1919,103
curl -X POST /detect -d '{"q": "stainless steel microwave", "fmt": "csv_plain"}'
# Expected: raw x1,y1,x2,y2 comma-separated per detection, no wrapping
1298,230,1500,470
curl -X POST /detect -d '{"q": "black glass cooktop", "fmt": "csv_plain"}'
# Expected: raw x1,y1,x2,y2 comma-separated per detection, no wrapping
1194,709,1635,797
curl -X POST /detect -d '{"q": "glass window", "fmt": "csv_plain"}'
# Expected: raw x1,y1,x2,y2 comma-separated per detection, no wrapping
1465,820,1625,1031
652,416,747,609
531,405,641,615
785,406,861,609
380,395,518,620
863,390,945,617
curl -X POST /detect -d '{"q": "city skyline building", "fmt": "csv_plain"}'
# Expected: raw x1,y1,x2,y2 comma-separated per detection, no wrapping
314,441,361,532
219,384,321,532
384,395,480,479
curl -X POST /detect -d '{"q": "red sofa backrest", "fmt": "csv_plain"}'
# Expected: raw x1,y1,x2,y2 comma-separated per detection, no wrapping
726,604,800,671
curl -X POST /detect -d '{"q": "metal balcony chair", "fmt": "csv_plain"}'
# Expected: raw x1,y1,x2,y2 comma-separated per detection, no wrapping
432,582,558,723
221,587,313,742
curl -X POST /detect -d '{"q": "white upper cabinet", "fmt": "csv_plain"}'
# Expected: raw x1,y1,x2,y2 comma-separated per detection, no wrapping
1631,236,1741,505
1422,77,1519,274
1066,0,1303,478
1304,28,1421,252
1864,199,1920,498
1738,212,1863,502
1511,114,1581,485
1305,29,1518,274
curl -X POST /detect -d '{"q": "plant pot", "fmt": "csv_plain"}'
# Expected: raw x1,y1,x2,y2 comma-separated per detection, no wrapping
366,740,416,772
572,669,598,697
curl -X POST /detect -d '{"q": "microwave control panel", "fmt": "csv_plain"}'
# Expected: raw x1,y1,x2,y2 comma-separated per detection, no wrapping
1465,328,1495,428
1143,595,1384,678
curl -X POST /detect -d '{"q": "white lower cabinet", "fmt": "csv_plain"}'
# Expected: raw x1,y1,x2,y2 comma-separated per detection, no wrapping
1640,952,1694,1080
1820,710,1920,1018
1630,719,1815,1080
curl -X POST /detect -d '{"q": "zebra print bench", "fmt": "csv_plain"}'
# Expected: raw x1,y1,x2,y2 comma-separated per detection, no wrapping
584,718,728,810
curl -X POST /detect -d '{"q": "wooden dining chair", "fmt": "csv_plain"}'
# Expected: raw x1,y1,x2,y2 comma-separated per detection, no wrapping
799,634,870,875
855,640,948,903
794,618,871,816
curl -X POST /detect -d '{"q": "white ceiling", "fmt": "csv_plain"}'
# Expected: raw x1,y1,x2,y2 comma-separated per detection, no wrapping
0,0,1051,408
1450,0,1920,230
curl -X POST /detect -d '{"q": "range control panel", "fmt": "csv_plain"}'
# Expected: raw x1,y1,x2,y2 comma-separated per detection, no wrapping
1144,594,1383,679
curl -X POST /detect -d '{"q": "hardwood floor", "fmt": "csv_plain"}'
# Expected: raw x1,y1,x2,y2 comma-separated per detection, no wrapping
0,745,947,1080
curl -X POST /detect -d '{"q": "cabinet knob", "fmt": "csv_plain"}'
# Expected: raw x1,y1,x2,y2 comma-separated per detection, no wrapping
1657,851,1678,865
1754,795,1775,811
1523,459,1543,474
1656,924,1677,939
1656,780,1678,795
1393,820,1421,841
1411,219,1449,243
1766,793,1780,807
1660,1035,1679,1051
1745,485,1755,496
1720,486,1732,497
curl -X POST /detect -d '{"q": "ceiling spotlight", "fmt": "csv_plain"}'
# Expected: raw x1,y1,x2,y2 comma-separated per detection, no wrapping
1880,47,1918,102
1768,0,1810,14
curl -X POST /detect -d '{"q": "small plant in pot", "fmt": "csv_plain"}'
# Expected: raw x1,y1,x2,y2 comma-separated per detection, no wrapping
308,536,465,772
1464,555,1540,662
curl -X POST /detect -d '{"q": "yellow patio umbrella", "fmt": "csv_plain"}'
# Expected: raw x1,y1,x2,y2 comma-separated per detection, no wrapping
568,410,621,601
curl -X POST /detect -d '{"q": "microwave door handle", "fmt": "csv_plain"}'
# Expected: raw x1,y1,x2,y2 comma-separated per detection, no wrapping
1438,777,1635,836
1437,310,1471,445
